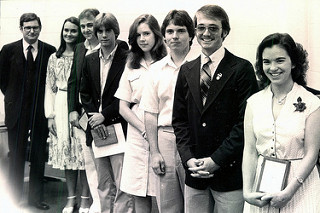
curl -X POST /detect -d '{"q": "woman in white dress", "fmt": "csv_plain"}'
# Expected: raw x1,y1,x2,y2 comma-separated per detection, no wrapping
114,14,167,213
45,17,90,213
242,33,320,213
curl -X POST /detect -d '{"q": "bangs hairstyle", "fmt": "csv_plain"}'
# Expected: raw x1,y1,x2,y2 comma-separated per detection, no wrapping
20,13,41,27
56,17,85,58
194,5,230,40
94,13,120,39
161,10,195,46
128,14,167,69
255,33,308,88
78,8,100,20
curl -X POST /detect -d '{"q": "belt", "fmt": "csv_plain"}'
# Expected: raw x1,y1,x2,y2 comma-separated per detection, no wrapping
58,88,67,92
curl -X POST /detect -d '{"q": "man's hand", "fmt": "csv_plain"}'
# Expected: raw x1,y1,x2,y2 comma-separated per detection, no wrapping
151,152,165,175
188,157,220,178
88,112,105,128
69,111,80,128
48,118,57,136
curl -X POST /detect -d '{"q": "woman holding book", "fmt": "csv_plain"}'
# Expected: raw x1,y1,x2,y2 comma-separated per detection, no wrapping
242,33,320,212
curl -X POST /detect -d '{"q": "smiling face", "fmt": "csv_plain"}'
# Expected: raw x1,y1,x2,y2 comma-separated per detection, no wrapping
164,22,191,53
195,13,225,56
80,17,95,41
136,22,156,54
20,20,41,44
63,21,79,44
262,45,295,86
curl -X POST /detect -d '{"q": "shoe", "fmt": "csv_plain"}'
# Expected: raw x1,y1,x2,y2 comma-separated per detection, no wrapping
79,196,90,213
29,201,50,210
62,196,76,213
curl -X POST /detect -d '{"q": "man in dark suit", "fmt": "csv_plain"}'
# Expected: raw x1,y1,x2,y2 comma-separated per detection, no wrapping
79,13,133,213
67,8,129,213
172,5,258,213
0,13,56,209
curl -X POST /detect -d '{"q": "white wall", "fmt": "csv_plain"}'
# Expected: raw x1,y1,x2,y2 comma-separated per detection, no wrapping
1,0,320,117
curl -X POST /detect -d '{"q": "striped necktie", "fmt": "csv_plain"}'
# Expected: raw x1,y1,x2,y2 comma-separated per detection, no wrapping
200,56,212,105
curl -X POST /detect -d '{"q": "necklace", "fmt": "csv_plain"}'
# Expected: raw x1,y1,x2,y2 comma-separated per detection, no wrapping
275,95,287,105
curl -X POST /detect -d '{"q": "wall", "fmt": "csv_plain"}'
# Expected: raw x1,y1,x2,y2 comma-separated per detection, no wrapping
1,0,320,117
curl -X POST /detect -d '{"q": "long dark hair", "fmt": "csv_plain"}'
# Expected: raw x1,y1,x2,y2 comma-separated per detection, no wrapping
255,33,308,88
127,14,167,69
56,17,84,58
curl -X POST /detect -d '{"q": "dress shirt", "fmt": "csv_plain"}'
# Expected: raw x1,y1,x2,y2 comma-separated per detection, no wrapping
98,45,117,112
200,45,225,79
84,39,101,56
23,39,38,60
140,52,194,127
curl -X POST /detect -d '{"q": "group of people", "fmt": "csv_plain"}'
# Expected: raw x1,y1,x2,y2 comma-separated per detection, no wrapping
0,3,319,213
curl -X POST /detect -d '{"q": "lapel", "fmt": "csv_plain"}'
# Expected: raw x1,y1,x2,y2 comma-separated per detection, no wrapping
88,52,101,96
15,40,25,74
203,49,236,112
102,47,125,96
77,43,87,81
185,56,203,113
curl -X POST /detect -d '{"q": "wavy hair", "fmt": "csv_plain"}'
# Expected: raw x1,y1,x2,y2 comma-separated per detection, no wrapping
255,33,308,88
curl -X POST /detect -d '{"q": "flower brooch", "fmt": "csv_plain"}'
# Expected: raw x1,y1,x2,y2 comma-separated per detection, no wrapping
293,97,306,112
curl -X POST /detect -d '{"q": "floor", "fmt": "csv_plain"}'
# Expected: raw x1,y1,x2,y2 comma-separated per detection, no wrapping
0,163,159,213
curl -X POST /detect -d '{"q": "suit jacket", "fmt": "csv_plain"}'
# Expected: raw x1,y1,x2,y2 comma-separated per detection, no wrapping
68,40,128,114
80,46,128,146
0,39,56,129
172,49,258,191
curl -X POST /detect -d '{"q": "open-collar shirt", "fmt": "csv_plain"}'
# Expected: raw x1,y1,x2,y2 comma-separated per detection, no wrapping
98,45,118,112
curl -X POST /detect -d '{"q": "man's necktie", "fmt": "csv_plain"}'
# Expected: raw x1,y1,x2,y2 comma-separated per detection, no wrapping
200,57,212,105
27,45,34,70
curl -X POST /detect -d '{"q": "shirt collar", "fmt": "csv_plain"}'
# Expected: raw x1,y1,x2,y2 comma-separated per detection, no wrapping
84,39,101,51
201,45,225,65
23,39,38,52
164,51,194,69
99,44,118,62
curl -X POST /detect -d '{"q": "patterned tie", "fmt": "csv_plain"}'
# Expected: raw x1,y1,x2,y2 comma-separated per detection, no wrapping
200,57,212,105
27,45,34,70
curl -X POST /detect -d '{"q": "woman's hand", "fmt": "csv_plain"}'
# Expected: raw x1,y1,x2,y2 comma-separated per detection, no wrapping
244,192,269,207
48,118,57,136
261,189,293,209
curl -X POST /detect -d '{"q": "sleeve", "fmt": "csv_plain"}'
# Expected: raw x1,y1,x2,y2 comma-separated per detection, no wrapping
114,65,132,102
67,45,80,113
139,67,159,114
210,60,259,167
172,65,195,164
80,57,96,114
44,54,58,118
0,45,10,94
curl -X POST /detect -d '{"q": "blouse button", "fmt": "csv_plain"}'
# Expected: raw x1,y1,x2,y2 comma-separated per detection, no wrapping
202,123,206,127
271,153,275,157
271,147,273,149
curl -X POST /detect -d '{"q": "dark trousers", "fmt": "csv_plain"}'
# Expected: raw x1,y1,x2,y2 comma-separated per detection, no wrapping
7,115,48,204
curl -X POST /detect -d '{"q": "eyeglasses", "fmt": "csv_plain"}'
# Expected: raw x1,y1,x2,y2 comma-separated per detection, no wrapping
23,26,40,32
196,25,220,34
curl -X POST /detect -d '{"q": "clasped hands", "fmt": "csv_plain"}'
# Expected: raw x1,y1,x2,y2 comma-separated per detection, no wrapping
187,157,220,178
245,189,292,209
